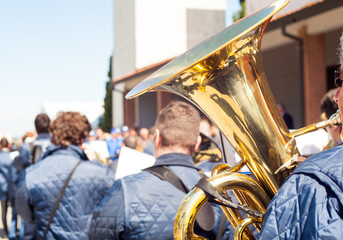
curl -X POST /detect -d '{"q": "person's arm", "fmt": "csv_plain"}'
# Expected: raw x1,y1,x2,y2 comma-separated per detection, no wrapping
13,146,31,171
15,181,34,223
88,180,126,240
258,173,333,239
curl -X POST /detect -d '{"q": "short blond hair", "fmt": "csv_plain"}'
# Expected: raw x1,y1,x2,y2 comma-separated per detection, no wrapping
156,101,200,149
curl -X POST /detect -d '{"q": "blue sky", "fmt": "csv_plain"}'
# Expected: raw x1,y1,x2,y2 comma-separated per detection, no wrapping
0,0,240,140
0,0,113,138
226,0,241,25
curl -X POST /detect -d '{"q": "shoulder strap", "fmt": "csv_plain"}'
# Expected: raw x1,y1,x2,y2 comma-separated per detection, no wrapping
43,160,83,240
144,166,189,193
31,144,42,164
144,165,216,233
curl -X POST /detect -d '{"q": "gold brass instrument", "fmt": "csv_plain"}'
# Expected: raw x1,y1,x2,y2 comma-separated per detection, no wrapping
126,0,341,239
193,133,222,165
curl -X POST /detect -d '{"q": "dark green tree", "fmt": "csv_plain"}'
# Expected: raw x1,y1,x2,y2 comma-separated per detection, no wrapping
233,0,245,22
98,56,113,132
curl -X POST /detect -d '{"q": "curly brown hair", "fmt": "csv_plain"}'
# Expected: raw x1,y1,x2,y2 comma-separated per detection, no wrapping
49,112,91,148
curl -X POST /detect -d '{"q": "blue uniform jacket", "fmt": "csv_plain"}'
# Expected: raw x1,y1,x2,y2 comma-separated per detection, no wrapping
15,145,115,240
0,150,17,202
106,138,123,161
259,144,343,239
88,152,234,240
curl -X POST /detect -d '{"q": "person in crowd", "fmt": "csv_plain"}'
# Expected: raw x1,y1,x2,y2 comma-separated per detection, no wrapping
210,122,221,146
128,127,143,152
121,126,129,139
88,130,97,142
13,114,51,171
13,132,34,171
277,103,294,129
128,127,136,136
0,138,14,238
96,128,106,141
320,87,342,148
10,132,34,240
258,31,343,239
196,117,223,175
30,113,51,163
122,135,139,150
104,128,123,173
139,127,152,150
88,101,233,239
143,126,155,156
200,117,212,137
12,114,52,239
15,111,115,239
106,128,122,161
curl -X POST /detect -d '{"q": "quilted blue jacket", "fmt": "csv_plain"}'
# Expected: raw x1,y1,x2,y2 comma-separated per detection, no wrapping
88,153,234,240
0,149,17,202
15,145,115,240
259,144,343,239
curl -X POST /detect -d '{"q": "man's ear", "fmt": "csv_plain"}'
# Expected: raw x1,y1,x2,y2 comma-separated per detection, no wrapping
333,125,341,132
193,135,202,152
154,129,161,147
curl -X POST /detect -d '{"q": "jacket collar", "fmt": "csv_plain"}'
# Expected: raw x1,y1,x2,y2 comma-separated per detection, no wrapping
42,145,89,161
36,133,51,140
153,153,199,170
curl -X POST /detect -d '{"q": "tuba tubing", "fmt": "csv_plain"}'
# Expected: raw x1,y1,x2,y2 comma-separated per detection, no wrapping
285,111,341,154
173,171,270,240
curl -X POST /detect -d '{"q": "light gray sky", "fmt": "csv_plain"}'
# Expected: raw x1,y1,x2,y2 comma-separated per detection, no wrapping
0,0,240,140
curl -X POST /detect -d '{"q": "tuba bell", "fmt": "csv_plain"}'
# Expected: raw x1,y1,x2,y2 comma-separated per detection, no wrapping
125,0,341,239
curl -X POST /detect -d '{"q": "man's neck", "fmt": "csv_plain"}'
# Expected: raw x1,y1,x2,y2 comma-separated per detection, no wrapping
0,148,9,152
155,146,191,158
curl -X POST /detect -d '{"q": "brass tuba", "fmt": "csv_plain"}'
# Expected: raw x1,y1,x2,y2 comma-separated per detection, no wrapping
126,0,341,239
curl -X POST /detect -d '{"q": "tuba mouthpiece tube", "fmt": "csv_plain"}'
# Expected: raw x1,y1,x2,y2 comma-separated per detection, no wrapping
288,111,341,141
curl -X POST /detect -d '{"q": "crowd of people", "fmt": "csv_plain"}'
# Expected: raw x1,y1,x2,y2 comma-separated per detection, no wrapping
0,99,228,240
81,124,156,173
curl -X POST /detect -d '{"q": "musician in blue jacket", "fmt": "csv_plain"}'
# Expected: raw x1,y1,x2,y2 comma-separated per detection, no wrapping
88,101,233,239
0,137,18,238
259,32,343,239
15,112,115,239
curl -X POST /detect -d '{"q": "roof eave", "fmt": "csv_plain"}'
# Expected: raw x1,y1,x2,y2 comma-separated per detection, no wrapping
266,0,343,32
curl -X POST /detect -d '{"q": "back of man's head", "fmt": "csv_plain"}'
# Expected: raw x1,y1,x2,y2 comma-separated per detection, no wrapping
148,126,156,140
22,131,34,143
0,137,9,149
277,103,286,114
320,88,338,119
139,128,149,140
35,114,51,134
123,135,137,149
156,101,200,149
